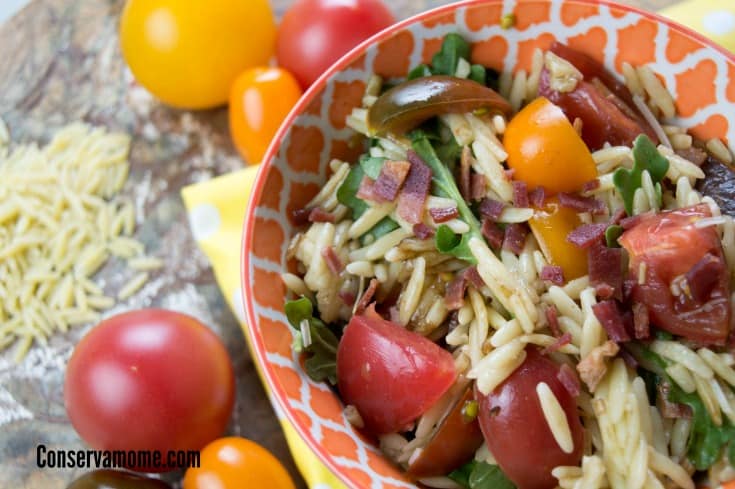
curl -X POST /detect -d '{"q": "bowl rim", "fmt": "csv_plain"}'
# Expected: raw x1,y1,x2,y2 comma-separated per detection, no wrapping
241,1,735,487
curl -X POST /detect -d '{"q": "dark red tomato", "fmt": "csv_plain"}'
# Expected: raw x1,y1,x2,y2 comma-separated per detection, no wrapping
475,348,583,489
64,310,235,472
276,0,395,89
619,204,731,345
67,470,172,489
336,314,456,435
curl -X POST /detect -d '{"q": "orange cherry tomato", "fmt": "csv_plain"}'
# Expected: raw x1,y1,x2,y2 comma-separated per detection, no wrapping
229,67,303,164
529,198,588,281
504,97,597,194
183,437,296,489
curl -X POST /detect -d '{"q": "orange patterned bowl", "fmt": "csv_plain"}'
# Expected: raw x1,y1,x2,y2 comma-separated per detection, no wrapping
242,1,735,487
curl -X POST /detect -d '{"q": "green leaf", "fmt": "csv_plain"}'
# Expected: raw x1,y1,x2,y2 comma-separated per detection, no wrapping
435,135,463,170
605,225,623,248
435,225,475,262
432,33,471,76
359,155,385,179
361,216,399,245
337,164,369,219
449,461,516,489
469,64,487,85
408,63,432,80
448,460,475,488
305,353,337,385
613,134,669,215
284,297,314,328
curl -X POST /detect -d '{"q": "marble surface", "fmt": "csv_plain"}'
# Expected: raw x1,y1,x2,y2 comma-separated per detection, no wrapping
0,0,678,488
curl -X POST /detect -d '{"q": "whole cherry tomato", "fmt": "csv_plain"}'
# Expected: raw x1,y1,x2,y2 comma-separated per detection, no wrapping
67,470,171,489
120,0,276,109
64,309,235,472
276,0,395,88
229,67,303,164
183,437,296,489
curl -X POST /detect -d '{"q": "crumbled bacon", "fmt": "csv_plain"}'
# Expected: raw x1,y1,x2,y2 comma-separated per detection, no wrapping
460,146,473,201
577,340,620,392
291,207,311,225
582,179,601,193
545,305,562,337
686,253,724,303
542,332,572,355
558,192,606,215
465,266,485,289
589,242,623,300
308,207,336,223
630,302,649,340
620,213,645,229
338,290,356,306
567,223,607,248
398,151,433,224
471,173,487,201
620,348,639,368
657,382,693,419
321,247,343,275
676,146,708,167
445,273,469,310
592,300,631,342
482,219,504,250
540,265,564,285
429,206,459,223
413,223,435,239
558,363,581,397
609,207,627,225
529,186,547,208
503,224,528,254
504,168,516,180
374,160,411,201
479,198,505,221
355,278,379,315
512,181,529,208
357,176,382,202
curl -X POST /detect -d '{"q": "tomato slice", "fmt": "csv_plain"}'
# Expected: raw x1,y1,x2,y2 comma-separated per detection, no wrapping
619,204,731,345
475,348,583,489
336,314,457,435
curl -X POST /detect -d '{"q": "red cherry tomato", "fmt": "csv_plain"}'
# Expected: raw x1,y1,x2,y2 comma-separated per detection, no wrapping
619,204,731,345
64,309,235,472
336,314,456,435
276,0,395,88
475,348,583,489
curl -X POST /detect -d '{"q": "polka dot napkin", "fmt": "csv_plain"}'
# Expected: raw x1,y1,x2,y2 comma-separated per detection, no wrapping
181,3,733,488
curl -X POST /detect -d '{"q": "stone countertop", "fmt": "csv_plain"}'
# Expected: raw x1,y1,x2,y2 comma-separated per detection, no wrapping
0,0,678,488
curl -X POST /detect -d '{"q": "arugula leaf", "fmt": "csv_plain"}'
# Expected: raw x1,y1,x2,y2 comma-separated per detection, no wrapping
435,134,463,170
337,164,369,219
408,63,432,80
605,224,623,248
469,64,487,85
449,461,516,489
613,134,669,215
359,155,385,179
284,297,339,385
411,134,483,263
361,216,400,245
432,33,472,76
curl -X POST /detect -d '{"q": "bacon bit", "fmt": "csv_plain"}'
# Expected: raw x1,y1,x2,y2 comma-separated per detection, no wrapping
445,274,469,310
308,207,336,223
567,223,607,248
460,146,473,201
577,340,620,392
355,278,379,315
471,173,487,201
657,382,693,419
479,198,505,221
321,247,343,276
482,219,505,250
504,168,516,180
582,179,600,193
545,305,562,337
558,192,606,215
357,176,382,202
338,290,356,306
413,223,435,239
592,300,631,342
512,181,529,208
620,213,645,230
609,207,627,225
374,160,411,201
291,208,311,225
632,302,650,339
540,265,564,285
429,206,460,223
529,186,547,208
676,146,708,167
542,332,572,355
620,348,639,368
686,253,724,303
589,242,623,300
503,224,528,254
465,266,485,289
558,363,581,397
398,151,433,224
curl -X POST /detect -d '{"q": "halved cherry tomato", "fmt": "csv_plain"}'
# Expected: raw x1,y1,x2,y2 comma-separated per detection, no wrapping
529,198,589,281
229,67,303,164
619,204,731,345
504,97,597,195
475,348,584,489
336,314,457,434
276,0,395,88
183,437,295,489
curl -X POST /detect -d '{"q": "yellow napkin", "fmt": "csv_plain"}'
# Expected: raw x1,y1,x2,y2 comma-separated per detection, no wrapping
661,0,735,53
181,167,346,489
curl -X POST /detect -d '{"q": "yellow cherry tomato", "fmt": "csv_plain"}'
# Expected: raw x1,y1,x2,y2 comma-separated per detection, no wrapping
229,67,303,164
529,198,588,281
183,437,296,489
504,97,597,194
119,0,276,109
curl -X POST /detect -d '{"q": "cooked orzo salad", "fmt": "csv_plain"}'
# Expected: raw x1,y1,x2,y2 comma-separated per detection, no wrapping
281,34,735,489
